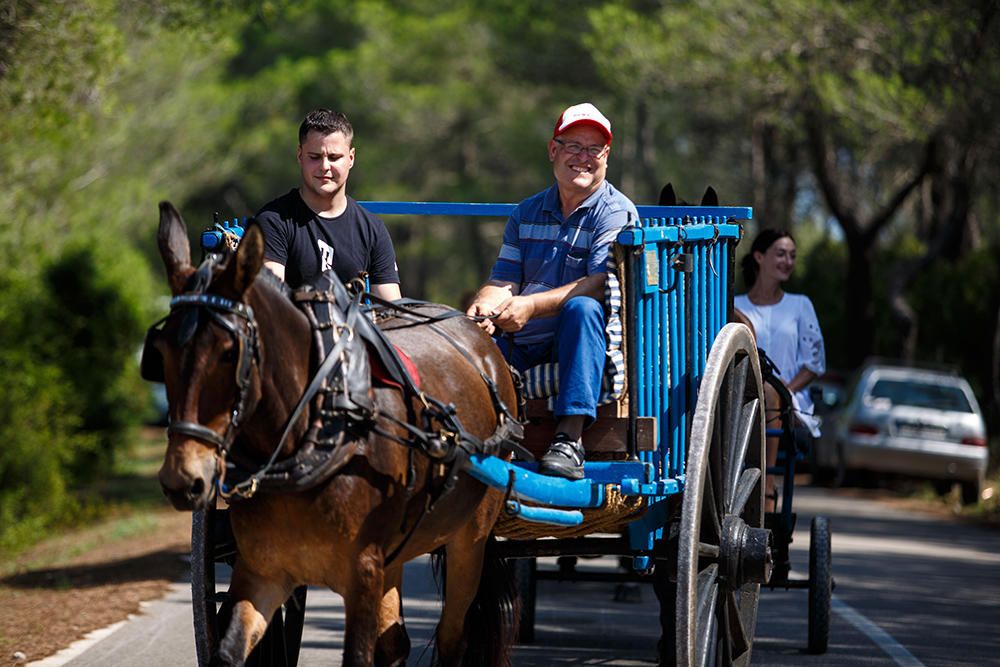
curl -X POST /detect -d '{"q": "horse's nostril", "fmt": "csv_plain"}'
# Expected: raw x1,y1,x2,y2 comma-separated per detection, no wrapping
189,478,205,498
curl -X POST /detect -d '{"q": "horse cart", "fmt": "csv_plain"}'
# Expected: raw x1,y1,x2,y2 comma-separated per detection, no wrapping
143,199,777,666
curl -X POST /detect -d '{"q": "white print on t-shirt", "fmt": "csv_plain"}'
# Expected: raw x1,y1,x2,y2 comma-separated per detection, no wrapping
317,239,335,273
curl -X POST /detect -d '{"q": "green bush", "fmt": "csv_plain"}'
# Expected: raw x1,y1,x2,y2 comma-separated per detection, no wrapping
39,242,153,478
0,239,155,552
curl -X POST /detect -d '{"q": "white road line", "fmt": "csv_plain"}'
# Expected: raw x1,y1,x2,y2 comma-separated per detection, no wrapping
833,596,926,667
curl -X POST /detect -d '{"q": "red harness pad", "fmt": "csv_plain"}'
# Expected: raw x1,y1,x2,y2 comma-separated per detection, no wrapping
370,344,421,391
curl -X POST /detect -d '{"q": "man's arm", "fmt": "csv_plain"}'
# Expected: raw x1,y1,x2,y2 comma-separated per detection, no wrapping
371,282,402,301
263,260,286,282
490,272,606,333
465,280,519,335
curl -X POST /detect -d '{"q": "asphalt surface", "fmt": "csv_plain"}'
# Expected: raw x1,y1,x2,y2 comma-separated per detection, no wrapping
41,486,1000,666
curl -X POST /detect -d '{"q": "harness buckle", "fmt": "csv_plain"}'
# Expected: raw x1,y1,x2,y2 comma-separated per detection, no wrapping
332,323,355,343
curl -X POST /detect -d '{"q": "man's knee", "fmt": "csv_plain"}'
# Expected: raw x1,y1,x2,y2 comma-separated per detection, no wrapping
561,295,604,325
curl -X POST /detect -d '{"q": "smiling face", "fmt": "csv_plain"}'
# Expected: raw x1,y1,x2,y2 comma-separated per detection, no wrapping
548,125,610,201
753,236,797,284
297,130,355,210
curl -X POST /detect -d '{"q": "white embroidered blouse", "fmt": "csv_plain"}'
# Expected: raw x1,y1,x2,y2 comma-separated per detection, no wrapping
734,292,826,436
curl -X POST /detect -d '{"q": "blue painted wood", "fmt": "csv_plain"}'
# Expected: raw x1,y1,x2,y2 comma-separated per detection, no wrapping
349,200,752,531
505,502,584,526
463,454,605,508
358,200,752,221
616,222,742,246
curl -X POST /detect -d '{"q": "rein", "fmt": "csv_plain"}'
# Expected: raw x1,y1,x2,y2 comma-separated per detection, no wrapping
364,294,529,461
158,291,260,457
149,260,526,504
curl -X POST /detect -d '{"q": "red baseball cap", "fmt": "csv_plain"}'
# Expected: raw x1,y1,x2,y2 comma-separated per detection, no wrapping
553,102,612,144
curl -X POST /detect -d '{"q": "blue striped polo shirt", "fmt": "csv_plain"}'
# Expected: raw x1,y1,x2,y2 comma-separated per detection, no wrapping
489,180,638,345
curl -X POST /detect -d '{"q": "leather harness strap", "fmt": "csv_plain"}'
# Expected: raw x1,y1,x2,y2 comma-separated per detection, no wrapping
150,260,526,502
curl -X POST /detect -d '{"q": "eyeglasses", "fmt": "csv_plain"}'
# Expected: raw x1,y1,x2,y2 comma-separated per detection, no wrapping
553,138,609,158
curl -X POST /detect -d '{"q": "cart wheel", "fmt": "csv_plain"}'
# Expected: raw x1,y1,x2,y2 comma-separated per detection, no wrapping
807,516,832,654
191,508,307,666
675,324,770,667
511,557,537,643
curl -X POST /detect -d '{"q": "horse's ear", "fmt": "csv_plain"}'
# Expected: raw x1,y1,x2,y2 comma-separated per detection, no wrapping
230,221,264,296
658,182,677,206
700,186,719,207
158,201,192,295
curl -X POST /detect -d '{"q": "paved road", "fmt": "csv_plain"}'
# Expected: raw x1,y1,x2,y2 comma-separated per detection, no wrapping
43,486,1000,666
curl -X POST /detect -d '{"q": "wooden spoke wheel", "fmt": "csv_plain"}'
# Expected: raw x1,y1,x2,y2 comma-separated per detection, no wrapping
675,324,771,667
191,508,307,667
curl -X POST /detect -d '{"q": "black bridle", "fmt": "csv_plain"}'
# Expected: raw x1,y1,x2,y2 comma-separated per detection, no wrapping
141,261,525,504
144,292,260,456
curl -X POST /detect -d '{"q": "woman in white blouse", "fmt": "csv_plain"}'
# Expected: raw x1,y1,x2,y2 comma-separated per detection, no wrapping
735,228,826,511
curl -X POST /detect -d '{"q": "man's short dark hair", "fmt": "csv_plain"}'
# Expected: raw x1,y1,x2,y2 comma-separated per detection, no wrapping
298,109,354,146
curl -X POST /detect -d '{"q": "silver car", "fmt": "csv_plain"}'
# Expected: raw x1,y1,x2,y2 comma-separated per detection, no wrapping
813,362,988,504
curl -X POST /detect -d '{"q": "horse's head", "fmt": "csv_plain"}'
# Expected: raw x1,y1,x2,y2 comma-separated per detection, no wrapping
144,202,267,511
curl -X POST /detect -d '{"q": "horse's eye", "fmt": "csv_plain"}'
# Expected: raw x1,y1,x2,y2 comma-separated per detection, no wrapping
220,349,238,364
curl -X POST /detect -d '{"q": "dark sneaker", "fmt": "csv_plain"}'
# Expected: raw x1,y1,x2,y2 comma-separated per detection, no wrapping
538,433,586,480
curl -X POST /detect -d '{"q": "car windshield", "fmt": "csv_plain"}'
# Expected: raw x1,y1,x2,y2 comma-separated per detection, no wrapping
868,378,973,412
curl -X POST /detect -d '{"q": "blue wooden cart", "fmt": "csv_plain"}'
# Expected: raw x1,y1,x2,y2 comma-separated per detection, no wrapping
190,200,774,666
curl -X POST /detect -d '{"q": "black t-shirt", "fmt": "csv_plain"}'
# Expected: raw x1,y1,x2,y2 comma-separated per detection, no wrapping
255,189,400,289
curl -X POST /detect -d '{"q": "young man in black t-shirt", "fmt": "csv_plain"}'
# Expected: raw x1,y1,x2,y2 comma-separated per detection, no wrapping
256,109,401,298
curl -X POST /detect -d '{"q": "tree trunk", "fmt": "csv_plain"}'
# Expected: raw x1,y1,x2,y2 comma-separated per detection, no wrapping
992,302,1000,433
845,238,875,367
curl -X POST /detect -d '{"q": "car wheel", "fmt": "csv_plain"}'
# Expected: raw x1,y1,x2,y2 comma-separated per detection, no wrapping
811,463,836,487
833,444,848,488
961,480,981,506
932,479,953,497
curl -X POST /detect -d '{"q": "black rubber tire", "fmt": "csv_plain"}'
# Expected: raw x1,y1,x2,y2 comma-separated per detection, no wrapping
191,508,307,666
807,516,832,655
961,480,981,506
511,557,537,643
932,479,953,497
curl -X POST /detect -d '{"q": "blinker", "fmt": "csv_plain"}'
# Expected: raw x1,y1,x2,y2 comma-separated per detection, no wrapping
140,326,165,382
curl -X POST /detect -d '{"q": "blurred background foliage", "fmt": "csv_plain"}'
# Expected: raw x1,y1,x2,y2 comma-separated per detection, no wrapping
1,0,998,548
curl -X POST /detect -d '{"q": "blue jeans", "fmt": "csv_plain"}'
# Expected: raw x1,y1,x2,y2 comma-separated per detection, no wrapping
495,296,606,424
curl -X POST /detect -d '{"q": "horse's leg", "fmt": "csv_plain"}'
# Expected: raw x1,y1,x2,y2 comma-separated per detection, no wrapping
435,536,487,667
341,546,385,667
374,567,410,667
217,565,293,666
436,531,516,667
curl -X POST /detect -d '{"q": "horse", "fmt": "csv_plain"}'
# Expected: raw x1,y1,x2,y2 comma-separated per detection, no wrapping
144,202,519,666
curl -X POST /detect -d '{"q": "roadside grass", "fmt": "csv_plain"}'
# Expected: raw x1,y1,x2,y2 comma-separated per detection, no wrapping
968,473,1000,524
891,472,999,527
0,426,173,568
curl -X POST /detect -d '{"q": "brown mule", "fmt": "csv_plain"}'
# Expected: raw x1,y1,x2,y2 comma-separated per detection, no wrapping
148,202,518,666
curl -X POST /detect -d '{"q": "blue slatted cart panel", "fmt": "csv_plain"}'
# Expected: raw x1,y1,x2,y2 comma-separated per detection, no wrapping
616,207,749,484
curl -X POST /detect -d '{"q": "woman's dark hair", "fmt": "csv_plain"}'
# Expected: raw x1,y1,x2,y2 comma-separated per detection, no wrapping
741,228,795,288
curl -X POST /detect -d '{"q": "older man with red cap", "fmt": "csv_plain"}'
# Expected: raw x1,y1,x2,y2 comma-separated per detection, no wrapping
466,102,638,479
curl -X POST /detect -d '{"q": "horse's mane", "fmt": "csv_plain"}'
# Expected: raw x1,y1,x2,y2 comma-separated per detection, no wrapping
254,266,293,301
